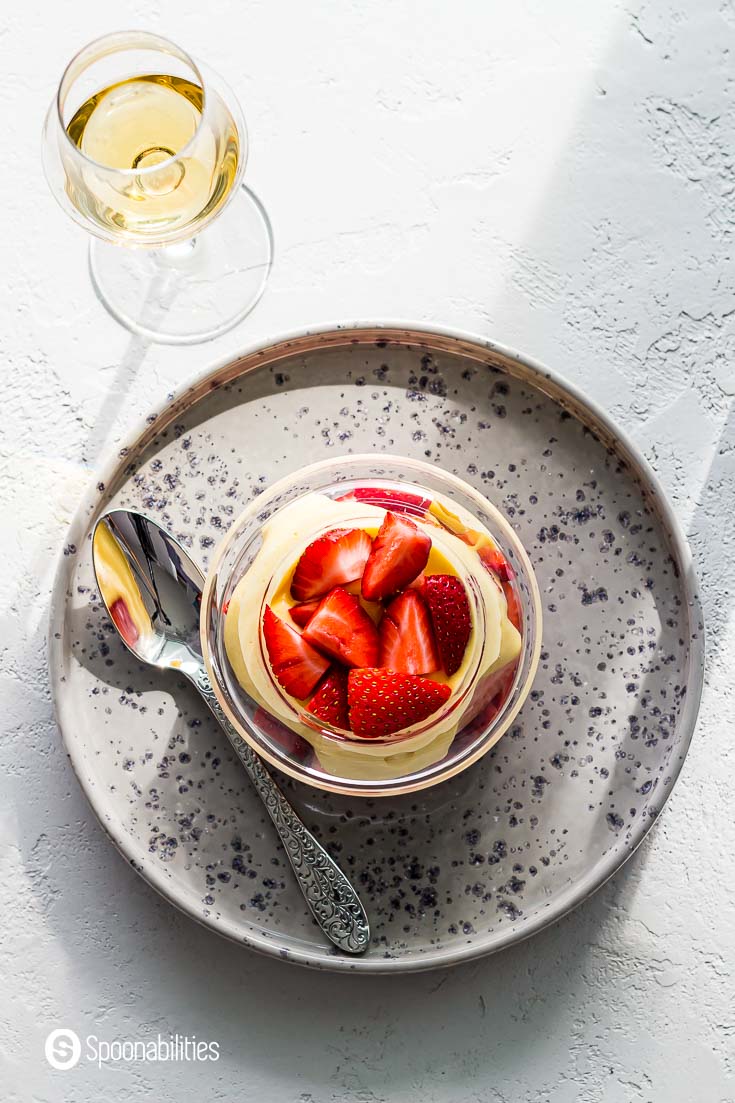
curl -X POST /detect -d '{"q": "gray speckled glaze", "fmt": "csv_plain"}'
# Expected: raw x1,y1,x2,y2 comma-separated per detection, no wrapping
49,325,704,973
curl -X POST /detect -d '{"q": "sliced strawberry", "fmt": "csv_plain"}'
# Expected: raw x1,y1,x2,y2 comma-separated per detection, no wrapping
109,598,139,647
347,669,451,738
421,574,472,676
307,668,350,729
289,599,321,628
337,487,431,516
303,587,379,667
502,582,522,632
254,706,313,760
478,543,514,583
361,511,432,601
463,661,517,734
476,545,522,629
378,590,439,675
262,606,330,699
290,528,372,602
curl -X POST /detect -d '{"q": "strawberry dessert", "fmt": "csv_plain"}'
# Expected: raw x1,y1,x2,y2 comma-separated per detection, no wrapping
222,486,523,781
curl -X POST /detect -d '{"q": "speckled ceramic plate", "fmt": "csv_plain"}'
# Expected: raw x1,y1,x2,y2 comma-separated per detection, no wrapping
49,324,704,973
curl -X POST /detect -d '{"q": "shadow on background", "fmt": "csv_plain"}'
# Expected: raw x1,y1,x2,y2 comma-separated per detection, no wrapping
81,333,152,465
685,397,735,664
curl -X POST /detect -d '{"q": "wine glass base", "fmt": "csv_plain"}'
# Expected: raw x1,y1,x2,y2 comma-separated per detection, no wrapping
88,184,273,344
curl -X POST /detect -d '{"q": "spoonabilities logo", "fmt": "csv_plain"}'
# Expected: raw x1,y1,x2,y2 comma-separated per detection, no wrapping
45,1028,82,1071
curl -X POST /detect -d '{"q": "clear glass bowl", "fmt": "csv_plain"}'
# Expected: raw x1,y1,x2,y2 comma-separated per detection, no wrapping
200,455,542,796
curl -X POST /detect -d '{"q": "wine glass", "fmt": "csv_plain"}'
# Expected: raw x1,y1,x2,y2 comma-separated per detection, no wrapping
42,31,273,344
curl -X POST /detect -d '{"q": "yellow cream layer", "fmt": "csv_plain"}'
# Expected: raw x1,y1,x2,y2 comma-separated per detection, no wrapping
223,493,521,781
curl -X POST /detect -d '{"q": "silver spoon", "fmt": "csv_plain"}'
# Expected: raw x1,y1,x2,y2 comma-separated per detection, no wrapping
91,508,370,955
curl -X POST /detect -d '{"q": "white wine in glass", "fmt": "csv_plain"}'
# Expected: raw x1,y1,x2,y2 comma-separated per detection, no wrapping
43,32,273,344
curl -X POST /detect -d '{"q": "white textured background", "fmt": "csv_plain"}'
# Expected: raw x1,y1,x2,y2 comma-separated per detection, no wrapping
2,1,733,1100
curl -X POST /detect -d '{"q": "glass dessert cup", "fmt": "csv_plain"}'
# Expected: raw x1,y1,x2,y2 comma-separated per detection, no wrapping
200,456,542,797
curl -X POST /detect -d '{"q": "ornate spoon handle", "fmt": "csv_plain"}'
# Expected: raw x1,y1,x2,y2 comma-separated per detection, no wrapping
192,667,370,955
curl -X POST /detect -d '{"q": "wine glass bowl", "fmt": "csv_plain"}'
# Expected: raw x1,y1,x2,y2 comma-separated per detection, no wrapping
43,32,246,246
42,31,272,343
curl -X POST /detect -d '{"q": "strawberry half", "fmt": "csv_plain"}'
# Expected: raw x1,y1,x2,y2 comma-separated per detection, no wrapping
361,511,432,601
109,598,139,647
347,669,451,737
290,528,372,602
478,543,514,583
303,587,379,668
477,547,522,631
462,662,517,734
502,583,522,632
307,668,350,729
289,599,321,628
337,487,431,516
421,574,472,676
262,606,330,699
254,706,312,760
378,589,439,675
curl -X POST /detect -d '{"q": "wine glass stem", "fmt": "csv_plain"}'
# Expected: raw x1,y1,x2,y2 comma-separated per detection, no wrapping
153,238,199,268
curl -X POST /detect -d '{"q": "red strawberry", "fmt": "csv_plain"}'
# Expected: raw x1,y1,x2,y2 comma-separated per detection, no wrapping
421,574,472,676
463,661,517,734
307,668,350,729
337,487,431,516
502,582,522,632
290,528,372,602
478,543,514,583
378,590,439,674
262,606,330,699
109,598,139,647
361,511,432,601
347,669,451,737
254,706,313,760
303,587,379,668
476,545,521,630
289,599,321,628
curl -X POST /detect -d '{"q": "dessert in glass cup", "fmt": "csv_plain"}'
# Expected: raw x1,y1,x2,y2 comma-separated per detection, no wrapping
201,456,542,797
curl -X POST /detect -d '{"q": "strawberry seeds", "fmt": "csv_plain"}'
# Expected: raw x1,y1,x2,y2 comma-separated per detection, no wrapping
262,505,517,738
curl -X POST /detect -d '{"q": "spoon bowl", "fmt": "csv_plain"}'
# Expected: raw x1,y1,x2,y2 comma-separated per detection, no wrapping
93,509,205,676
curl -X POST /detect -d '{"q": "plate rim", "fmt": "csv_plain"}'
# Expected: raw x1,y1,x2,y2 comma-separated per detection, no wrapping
48,320,705,974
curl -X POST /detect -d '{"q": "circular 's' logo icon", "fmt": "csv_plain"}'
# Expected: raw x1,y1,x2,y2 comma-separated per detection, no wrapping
45,1028,81,1071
